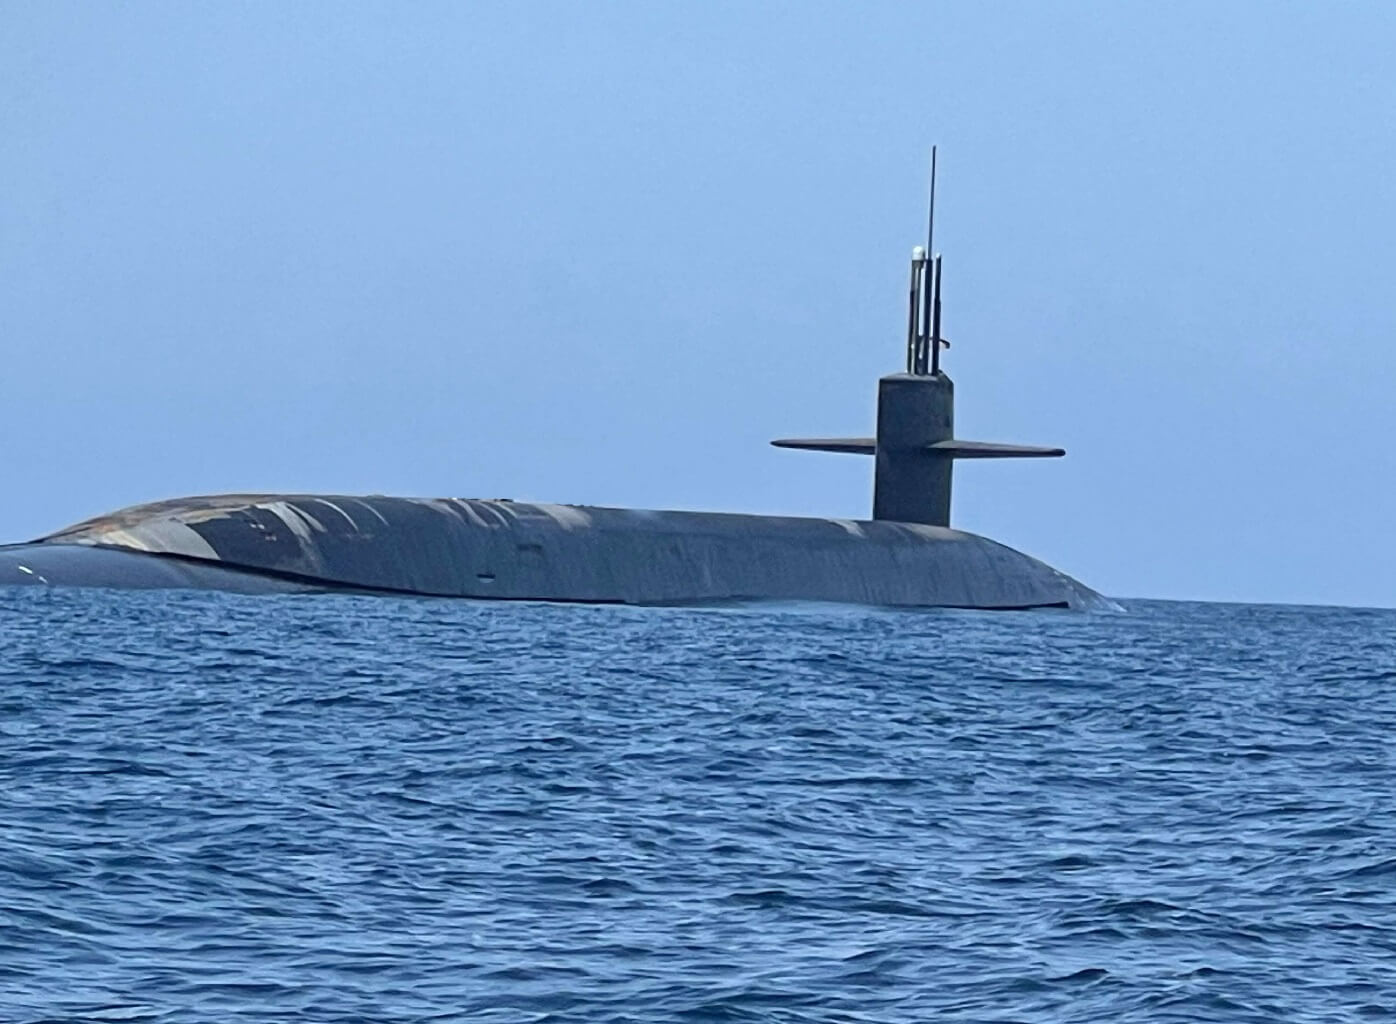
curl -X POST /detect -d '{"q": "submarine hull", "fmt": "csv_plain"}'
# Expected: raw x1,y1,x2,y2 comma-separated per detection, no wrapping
0,494,1100,609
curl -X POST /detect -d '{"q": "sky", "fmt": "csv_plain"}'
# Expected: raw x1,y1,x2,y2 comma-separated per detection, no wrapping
2,2,1394,608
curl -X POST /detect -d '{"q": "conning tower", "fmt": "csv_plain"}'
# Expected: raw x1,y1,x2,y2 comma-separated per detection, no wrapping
773,149,1063,528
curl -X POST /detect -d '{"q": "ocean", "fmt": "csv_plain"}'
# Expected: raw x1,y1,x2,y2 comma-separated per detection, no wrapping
2,588,1394,1022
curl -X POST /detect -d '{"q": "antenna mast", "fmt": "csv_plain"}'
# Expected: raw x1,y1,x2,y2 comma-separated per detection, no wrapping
905,148,941,375
921,146,936,374
906,247,924,372
930,253,943,375
904,148,944,376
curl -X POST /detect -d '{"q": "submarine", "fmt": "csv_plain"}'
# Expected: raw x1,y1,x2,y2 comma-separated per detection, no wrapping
0,159,1102,609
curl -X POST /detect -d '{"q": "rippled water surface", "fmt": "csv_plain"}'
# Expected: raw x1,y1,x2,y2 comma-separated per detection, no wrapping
2,588,1395,1022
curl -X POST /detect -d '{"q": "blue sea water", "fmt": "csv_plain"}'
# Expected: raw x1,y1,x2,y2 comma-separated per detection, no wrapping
1,589,1394,1023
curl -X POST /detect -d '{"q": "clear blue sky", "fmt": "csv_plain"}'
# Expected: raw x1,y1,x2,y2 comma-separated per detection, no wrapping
3,2,1394,607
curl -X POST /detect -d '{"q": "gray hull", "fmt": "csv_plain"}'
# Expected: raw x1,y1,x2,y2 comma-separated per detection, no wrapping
0,494,1100,609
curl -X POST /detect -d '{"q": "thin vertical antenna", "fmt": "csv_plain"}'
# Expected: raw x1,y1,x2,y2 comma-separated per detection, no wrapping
926,146,937,267
919,146,937,372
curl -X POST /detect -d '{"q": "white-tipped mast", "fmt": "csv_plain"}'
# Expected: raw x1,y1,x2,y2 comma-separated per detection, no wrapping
905,245,926,372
